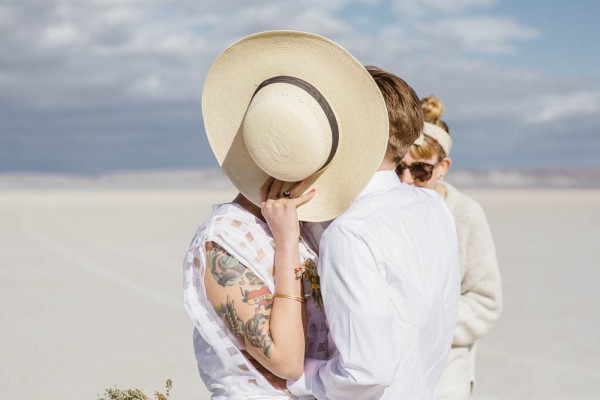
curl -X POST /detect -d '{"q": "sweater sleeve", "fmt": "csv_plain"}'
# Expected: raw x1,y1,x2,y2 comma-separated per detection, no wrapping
453,201,503,346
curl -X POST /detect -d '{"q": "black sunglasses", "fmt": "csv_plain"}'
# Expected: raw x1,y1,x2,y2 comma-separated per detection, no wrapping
395,161,440,182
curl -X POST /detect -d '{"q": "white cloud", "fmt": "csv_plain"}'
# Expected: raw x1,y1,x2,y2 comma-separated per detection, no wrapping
391,0,498,16
1,0,599,171
127,75,167,97
419,16,540,54
41,23,83,47
421,0,498,13
527,92,600,124
94,5,138,25
0,0,544,108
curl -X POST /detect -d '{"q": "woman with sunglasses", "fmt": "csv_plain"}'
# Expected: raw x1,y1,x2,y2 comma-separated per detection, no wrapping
397,95,503,400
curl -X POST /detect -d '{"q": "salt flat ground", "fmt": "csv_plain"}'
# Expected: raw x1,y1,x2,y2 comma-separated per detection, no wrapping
0,188,598,399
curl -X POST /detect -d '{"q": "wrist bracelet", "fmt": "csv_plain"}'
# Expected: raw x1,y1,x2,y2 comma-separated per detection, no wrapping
274,293,306,303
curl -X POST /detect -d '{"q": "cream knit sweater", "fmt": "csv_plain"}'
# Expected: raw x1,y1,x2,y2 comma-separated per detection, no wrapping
435,182,503,400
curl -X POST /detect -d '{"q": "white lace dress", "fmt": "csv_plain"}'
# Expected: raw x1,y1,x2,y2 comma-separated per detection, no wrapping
183,203,330,400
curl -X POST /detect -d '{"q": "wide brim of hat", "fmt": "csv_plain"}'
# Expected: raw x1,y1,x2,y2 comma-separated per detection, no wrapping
202,30,389,222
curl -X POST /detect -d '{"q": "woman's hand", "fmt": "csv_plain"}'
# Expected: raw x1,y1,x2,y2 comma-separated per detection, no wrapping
260,178,316,248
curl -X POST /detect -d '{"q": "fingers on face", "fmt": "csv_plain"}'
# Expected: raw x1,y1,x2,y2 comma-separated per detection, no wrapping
293,188,316,207
268,179,284,200
260,177,275,202
261,177,315,205
288,179,306,197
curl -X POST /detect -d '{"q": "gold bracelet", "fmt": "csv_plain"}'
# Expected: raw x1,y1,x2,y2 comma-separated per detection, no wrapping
274,293,306,303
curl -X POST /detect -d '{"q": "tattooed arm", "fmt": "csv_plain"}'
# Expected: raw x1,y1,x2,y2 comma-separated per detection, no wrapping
204,241,306,380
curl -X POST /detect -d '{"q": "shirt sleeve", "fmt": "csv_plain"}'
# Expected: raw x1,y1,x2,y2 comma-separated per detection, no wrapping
288,224,400,399
454,203,503,346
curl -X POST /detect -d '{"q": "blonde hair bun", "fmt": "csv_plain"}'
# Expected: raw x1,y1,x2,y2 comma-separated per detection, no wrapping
420,95,449,134
421,95,444,122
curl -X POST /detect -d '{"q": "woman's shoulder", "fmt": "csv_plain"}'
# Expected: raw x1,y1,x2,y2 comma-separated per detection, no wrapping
444,182,487,225
193,202,265,239
208,202,256,226
187,203,254,253
194,203,276,274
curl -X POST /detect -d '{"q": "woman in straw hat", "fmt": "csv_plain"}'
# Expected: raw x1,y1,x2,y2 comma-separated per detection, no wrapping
397,96,503,399
183,30,390,399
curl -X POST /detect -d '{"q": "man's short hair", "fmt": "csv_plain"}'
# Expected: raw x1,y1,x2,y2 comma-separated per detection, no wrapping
366,66,423,162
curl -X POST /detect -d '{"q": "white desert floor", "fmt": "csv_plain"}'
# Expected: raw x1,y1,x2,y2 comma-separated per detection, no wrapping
1,188,599,399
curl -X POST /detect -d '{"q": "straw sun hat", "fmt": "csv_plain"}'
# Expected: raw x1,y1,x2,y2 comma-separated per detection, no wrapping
202,30,389,222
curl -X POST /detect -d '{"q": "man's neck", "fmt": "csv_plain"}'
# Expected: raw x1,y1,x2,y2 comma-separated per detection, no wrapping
377,156,396,171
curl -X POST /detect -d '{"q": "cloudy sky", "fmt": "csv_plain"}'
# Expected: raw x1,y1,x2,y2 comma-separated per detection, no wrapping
1,0,598,174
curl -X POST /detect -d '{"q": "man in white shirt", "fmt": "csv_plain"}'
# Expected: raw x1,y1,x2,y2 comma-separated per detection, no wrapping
288,66,461,399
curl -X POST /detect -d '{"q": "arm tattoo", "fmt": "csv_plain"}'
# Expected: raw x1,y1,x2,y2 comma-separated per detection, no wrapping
216,298,274,358
240,286,273,311
245,270,264,286
207,242,246,287
207,242,274,358
217,296,245,345
245,312,273,358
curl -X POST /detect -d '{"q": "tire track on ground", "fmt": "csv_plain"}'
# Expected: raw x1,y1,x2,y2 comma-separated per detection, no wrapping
20,205,181,310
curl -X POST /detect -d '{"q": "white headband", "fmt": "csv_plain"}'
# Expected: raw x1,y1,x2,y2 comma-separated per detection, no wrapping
413,122,452,156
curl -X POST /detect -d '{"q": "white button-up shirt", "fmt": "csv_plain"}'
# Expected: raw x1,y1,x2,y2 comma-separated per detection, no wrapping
289,170,460,399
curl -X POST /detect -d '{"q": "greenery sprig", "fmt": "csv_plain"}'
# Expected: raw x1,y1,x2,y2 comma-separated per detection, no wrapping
98,378,172,400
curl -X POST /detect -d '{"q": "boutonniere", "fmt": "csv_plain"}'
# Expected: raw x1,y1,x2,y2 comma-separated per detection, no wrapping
295,258,323,309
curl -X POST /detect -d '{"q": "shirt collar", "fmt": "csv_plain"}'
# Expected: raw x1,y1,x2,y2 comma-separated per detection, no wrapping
357,170,400,198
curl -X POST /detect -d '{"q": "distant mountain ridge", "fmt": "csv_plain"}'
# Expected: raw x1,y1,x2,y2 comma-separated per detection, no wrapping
449,168,600,188
1,168,599,190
